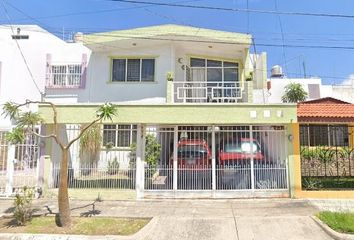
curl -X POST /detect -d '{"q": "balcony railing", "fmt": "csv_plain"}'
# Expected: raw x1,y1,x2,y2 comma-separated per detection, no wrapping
173,81,243,103
46,64,82,89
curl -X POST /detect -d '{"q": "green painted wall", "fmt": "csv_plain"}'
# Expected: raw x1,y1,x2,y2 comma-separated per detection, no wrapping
39,104,297,125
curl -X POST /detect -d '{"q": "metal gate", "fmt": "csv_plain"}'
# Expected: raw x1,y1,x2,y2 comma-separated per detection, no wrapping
0,131,39,196
144,125,289,197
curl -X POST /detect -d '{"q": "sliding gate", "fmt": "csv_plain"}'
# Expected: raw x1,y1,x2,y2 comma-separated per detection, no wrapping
144,125,289,197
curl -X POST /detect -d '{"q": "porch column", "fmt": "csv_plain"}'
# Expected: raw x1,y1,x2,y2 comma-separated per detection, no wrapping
173,126,178,192
211,126,216,195
5,144,15,196
136,124,146,199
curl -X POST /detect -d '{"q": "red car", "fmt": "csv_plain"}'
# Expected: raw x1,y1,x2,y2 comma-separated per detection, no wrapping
171,139,212,168
218,138,264,165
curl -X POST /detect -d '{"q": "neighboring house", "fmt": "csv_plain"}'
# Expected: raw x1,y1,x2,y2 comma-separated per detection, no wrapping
254,69,354,104
297,97,354,194
38,24,298,199
0,25,89,195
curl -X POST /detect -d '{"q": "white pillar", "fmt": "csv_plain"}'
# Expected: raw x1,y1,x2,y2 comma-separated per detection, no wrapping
212,126,216,194
136,124,145,199
6,144,15,196
173,126,178,192
250,125,255,191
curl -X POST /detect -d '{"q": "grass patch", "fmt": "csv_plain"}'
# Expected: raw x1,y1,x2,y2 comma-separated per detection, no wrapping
0,216,150,235
318,211,354,234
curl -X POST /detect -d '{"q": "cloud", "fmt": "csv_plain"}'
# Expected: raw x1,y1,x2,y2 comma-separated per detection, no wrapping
340,74,354,85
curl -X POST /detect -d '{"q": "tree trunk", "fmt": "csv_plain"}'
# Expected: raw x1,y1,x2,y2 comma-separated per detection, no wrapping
58,148,71,227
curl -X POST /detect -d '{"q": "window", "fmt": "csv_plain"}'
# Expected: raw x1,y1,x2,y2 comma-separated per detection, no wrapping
103,125,137,148
112,58,155,82
50,64,82,87
300,124,349,147
190,58,239,82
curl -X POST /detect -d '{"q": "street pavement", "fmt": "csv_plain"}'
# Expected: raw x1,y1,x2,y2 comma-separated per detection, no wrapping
0,198,333,240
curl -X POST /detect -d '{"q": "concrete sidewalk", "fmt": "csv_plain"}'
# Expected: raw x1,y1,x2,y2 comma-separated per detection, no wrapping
0,198,333,240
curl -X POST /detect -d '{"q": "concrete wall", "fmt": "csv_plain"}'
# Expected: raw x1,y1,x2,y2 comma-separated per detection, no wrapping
261,77,354,104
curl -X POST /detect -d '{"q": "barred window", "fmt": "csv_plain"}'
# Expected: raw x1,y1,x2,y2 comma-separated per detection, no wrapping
112,58,155,82
103,124,137,147
51,64,82,87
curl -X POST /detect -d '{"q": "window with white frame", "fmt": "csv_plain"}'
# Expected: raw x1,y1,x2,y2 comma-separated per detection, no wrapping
190,57,239,83
51,64,82,87
112,58,155,82
103,124,137,148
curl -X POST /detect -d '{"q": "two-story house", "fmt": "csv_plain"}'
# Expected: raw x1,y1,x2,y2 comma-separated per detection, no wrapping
0,24,298,199
38,24,299,199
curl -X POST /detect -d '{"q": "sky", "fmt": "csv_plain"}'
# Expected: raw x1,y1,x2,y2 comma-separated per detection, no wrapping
1,0,354,85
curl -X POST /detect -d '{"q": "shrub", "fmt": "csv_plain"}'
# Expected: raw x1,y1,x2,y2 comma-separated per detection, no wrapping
13,186,34,226
107,158,120,175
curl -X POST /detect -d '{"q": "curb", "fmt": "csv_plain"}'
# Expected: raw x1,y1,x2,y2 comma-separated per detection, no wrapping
311,216,354,240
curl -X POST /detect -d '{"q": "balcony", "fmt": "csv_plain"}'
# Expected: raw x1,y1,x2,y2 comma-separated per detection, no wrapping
173,81,243,103
46,64,83,89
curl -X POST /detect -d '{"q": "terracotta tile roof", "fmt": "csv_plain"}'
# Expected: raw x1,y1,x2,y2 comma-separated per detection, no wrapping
298,104,354,118
301,97,351,104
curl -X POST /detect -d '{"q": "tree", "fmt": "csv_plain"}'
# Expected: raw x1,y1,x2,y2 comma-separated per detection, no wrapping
2,100,116,227
281,83,308,103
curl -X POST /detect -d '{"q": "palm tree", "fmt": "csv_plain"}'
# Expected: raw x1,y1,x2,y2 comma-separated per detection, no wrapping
3,101,116,228
281,83,308,103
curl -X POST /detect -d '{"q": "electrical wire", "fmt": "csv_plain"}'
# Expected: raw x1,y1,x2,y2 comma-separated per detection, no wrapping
108,0,354,19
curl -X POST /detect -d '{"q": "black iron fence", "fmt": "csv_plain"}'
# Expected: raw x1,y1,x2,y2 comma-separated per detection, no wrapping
300,124,354,190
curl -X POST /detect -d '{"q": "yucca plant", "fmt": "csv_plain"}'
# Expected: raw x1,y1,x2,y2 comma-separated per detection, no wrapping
80,123,102,174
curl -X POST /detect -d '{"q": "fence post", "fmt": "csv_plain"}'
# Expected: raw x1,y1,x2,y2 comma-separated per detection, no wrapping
211,125,216,196
250,125,255,191
173,126,178,193
5,144,15,197
136,124,145,199
37,155,51,190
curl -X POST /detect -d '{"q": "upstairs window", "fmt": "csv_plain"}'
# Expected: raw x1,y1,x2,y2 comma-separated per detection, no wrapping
190,57,239,83
50,64,82,87
112,58,155,82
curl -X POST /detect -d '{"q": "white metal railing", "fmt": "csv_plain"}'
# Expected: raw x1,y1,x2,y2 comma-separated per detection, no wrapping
174,81,242,103
49,163,136,189
46,64,82,88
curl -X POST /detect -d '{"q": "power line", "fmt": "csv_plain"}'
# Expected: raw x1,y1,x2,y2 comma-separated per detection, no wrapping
109,0,354,19
274,0,288,75
0,0,44,98
85,32,354,50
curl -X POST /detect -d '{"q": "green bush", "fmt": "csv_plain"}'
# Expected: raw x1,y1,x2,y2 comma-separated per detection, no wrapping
107,158,120,175
13,186,34,226
145,134,161,168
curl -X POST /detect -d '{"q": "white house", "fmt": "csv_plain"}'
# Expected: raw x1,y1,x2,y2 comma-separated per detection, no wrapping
0,25,89,195
253,65,354,103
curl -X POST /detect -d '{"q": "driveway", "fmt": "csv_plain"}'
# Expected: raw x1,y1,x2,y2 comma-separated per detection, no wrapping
0,198,332,240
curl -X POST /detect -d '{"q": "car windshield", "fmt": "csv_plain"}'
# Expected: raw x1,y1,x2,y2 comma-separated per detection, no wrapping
178,145,208,158
224,141,259,153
